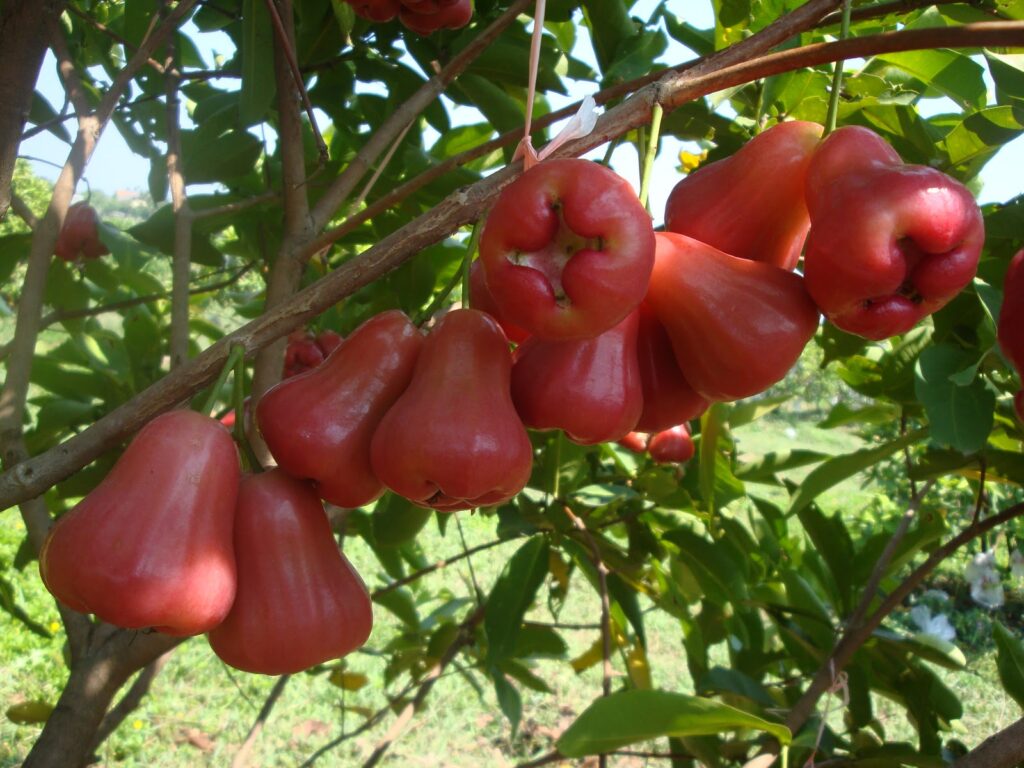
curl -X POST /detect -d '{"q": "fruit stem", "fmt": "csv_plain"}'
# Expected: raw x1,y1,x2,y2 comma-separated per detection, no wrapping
231,347,263,472
638,103,663,210
824,0,853,136
200,343,245,417
461,220,482,311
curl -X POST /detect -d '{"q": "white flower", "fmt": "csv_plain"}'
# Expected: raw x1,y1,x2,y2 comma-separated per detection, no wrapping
909,605,957,642
965,550,997,584
1011,549,1024,580
965,550,1004,609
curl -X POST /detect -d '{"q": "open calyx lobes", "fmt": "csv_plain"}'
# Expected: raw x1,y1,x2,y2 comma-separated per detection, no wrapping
40,410,240,636
480,158,655,340
803,126,984,340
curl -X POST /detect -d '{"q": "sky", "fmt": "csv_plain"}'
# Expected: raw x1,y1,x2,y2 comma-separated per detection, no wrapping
20,2,1024,220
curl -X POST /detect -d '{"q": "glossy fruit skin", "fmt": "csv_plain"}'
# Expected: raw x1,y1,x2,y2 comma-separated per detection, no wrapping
480,158,655,340
469,260,530,344
54,202,109,262
316,330,344,357
616,431,648,454
400,0,472,34
258,310,424,508
370,308,533,511
803,126,985,340
284,330,325,379
997,250,1024,422
648,424,695,465
207,470,372,675
511,310,642,445
39,410,240,636
646,232,820,402
665,121,822,271
349,0,400,21
635,301,708,432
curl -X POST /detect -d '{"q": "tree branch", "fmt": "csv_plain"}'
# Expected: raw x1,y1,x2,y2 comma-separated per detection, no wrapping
371,537,508,598
91,652,172,751
953,716,1024,768
783,500,1024,739
359,603,486,768
9,192,39,230
3,15,1016,513
231,674,290,768
164,10,192,369
0,1,65,221
307,0,534,233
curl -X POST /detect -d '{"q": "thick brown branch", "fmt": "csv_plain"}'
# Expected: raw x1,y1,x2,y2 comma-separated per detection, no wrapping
953,717,1024,768
3,14,1015,513
308,0,534,233
0,0,65,221
91,653,171,751
783,501,1024,739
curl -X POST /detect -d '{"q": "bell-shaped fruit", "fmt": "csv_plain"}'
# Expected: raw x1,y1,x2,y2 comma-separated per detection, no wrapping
648,424,695,465
348,0,399,21
616,432,648,454
400,0,472,34
39,410,240,636
635,301,708,432
258,310,424,508
646,233,820,402
803,126,984,339
370,308,533,511
511,310,642,445
208,470,372,675
665,121,823,271
998,249,1024,422
469,260,529,343
480,158,655,340
54,202,109,262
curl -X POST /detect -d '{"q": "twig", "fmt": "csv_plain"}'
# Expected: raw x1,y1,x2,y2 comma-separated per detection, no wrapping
9,192,39,230
7,14,1018,513
49,15,95,122
972,457,987,524
307,0,534,233
515,751,564,768
371,538,508,598
0,262,256,362
358,603,486,768
163,7,192,369
783,500,1024,740
844,479,935,635
562,506,613,768
900,411,917,498
191,191,278,221
455,515,483,603
66,4,167,76
232,675,290,768
262,0,328,165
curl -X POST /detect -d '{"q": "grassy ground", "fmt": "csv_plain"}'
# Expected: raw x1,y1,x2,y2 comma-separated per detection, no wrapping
1,419,1020,767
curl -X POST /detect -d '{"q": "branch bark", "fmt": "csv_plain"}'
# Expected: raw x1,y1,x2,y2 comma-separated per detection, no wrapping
783,501,1024,739
3,19,1019,516
164,11,193,369
953,716,1024,768
0,0,65,222
91,652,172,751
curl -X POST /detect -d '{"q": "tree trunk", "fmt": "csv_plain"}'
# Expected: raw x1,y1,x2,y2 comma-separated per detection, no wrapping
0,0,66,221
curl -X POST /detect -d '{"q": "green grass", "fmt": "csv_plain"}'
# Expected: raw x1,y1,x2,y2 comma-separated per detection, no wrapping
2,418,1021,767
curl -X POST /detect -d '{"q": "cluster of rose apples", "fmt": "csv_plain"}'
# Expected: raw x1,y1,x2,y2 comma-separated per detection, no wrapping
999,249,1024,422
38,120,998,676
345,0,472,36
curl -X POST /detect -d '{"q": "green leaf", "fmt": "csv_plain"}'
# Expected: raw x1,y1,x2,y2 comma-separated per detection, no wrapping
573,484,637,508
727,395,790,428
875,49,987,110
485,536,549,666
491,670,522,735
788,429,926,517
513,624,568,659
372,493,433,547
796,505,855,612
180,128,262,183
239,0,277,126
556,690,791,757
581,0,637,73
941,105,1024,179
373,588,419,629
735,450,829,484
915,344,995,454
664,527,747,604
993,621,1024,710
0,233,30,285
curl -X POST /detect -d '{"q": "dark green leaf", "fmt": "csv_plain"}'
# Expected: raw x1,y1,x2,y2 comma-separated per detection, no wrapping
556,690,790,757
485,536,549,666
993,621,1024,710
372,493,433,547
915,344,994,454
240,0,277,125
491,670,523,735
